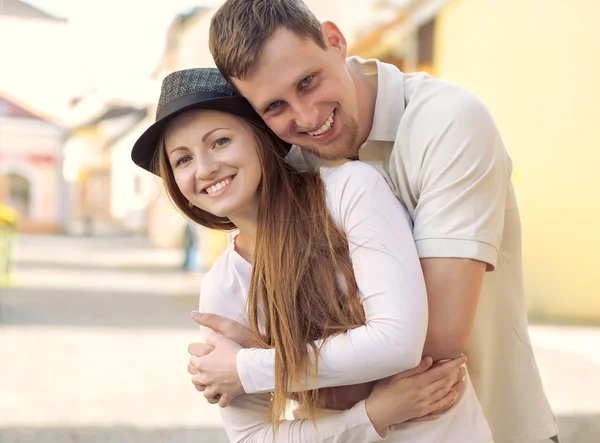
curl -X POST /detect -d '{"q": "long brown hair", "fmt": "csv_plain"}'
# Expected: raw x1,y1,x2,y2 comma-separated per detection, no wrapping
156,116,365,425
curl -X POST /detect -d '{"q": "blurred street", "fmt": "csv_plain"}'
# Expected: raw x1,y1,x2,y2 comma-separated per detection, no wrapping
1,234,228,442
1,234,599,443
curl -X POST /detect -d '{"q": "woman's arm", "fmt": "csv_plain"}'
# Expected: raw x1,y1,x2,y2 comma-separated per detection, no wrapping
218,355,465,443
237,161,428,394
220,394,385,443
196,274,386,443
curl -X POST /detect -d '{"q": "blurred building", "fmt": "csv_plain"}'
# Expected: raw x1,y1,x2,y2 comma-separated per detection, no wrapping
0,0,85,117
62,98,148,235
0,0,87,233
0,90,66,232
349,0,600,323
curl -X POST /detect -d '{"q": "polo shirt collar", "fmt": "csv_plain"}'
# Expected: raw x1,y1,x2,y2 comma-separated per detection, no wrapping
347,56,406,143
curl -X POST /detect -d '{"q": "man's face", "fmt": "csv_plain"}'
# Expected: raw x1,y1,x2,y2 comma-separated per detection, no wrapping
232,26,360,160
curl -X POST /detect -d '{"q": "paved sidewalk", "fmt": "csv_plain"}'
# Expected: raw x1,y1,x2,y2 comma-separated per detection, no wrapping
2,234,225,442
1,234,599,442
8,234,202,295
528,325,600,442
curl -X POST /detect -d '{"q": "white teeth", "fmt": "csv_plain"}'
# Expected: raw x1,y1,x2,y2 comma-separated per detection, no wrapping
308,112,334,137
205,177,232,194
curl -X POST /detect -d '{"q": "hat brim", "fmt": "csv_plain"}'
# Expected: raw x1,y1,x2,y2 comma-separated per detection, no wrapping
131,94,265,174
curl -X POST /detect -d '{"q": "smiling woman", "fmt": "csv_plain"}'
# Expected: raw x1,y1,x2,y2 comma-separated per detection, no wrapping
162,109,262,220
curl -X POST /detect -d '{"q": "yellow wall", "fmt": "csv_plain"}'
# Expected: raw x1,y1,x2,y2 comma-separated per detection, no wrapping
434,0,600,322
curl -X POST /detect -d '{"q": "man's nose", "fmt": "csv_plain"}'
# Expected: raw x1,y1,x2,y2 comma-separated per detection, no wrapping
292,102,320,133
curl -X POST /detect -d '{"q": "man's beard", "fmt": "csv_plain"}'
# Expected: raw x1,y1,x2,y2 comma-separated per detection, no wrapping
303,116,359,161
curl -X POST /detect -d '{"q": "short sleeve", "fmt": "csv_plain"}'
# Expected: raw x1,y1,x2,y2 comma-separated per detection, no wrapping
397,83,511,270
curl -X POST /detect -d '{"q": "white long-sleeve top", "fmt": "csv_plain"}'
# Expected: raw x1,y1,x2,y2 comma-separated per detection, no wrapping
198,161,492,443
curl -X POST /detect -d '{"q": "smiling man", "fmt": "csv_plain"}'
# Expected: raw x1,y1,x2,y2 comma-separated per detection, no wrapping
187,1,559,442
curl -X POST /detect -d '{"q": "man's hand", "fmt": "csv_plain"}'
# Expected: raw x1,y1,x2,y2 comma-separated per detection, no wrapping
187,330,244,407
365,356,466,436
191,311,257,348
404,358,466,422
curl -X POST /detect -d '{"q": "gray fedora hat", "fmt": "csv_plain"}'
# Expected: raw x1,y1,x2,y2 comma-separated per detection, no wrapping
131,67,282,174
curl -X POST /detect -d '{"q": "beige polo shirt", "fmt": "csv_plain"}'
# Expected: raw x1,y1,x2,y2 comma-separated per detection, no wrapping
288,57,558,443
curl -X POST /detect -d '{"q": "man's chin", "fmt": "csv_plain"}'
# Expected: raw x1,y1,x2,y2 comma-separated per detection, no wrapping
302,141,357,161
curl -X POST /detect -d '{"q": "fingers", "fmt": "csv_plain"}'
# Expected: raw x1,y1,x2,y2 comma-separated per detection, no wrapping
453,380,466,398
426,380,465,417
203,385,221,404
192,311,254,346
190,372,230,407
189,354,207,372
218,394,231,408
421,385,459,417
191,311,229,333
205,330,223,346
428,366,466,398
451,374,467,395
191,373,207,392
421,355,467,384
188,342,214,357
187,363,199,375
390,357,433,381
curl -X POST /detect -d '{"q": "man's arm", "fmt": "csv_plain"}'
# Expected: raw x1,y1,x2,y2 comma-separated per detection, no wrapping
396,80,510,362
420,258,486,361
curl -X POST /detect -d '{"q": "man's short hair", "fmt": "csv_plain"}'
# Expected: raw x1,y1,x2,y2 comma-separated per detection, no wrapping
209,0,326,82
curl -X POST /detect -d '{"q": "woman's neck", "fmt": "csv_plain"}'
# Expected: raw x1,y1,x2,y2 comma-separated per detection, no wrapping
229,213,257,263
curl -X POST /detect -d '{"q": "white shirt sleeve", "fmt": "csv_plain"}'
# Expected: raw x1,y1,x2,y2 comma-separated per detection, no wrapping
198,269,386,443
219,395,386,443
395,84,510,270
237,161,428,394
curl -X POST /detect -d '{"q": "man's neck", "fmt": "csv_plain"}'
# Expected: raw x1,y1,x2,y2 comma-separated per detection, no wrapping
348,60,379,147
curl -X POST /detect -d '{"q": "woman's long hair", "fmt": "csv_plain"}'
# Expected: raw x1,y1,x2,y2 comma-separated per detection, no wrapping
156,117,365,425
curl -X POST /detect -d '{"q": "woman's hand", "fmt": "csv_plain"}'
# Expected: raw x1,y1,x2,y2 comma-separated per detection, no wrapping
365,355,467,437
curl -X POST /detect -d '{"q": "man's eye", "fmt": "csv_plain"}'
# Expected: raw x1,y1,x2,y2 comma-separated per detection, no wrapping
266,100,283,112
300,75,313,88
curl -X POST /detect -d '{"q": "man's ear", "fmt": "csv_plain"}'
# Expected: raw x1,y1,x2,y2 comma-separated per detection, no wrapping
321,21,348,59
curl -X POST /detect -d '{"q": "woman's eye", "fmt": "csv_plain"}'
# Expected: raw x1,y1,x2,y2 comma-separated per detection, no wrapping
175,155,192,167
213,137,230,148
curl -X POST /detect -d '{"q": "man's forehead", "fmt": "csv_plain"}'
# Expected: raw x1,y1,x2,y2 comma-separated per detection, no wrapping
233,28,325,104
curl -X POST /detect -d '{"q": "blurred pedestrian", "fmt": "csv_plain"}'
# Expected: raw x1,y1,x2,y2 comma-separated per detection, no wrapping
182,221,200,276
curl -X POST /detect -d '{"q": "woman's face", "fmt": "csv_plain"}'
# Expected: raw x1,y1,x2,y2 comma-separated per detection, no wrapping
164,109,262,219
